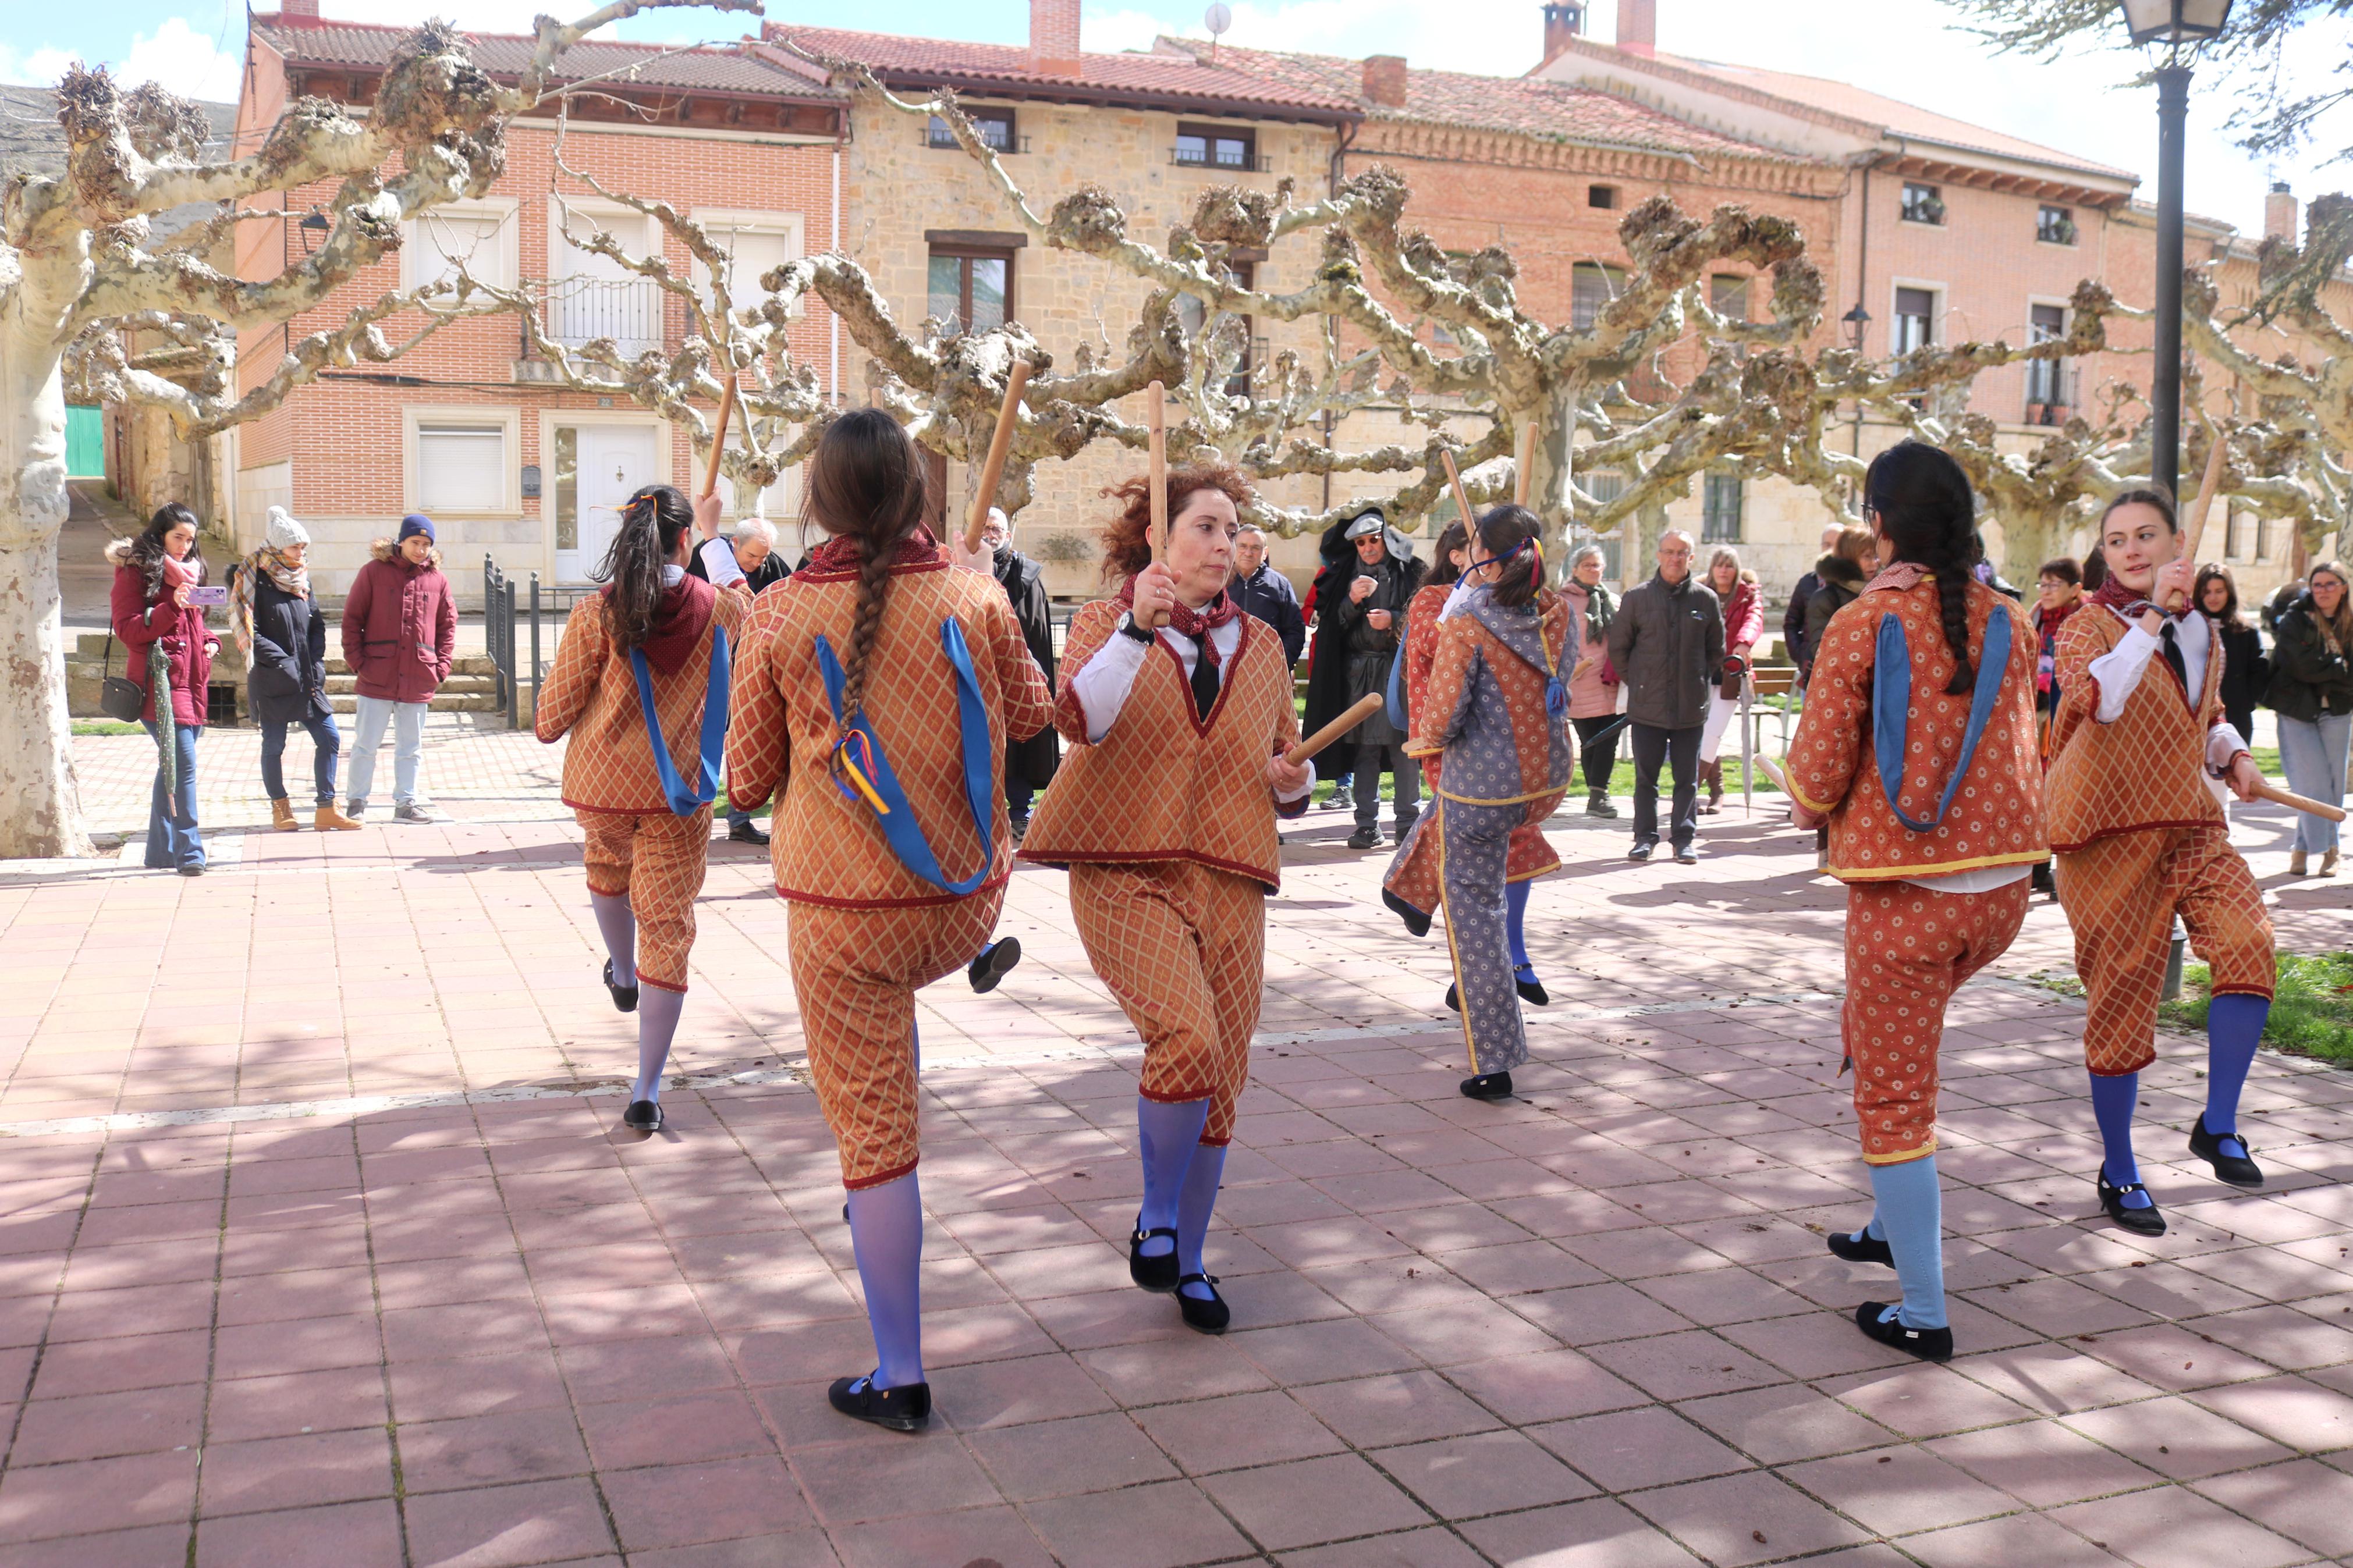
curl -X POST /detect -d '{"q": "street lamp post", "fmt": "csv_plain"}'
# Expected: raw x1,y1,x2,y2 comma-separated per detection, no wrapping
2120,0,2234,498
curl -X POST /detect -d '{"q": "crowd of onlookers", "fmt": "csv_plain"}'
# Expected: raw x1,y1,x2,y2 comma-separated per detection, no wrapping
100,495,2351,881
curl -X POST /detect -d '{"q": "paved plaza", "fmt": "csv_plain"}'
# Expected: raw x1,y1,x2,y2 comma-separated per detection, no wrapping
1,728,2350,1566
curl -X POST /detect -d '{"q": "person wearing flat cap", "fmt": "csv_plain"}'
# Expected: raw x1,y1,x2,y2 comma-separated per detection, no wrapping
1322,506,1425,848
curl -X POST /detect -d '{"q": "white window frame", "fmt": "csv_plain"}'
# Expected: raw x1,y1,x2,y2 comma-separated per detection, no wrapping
1889,279,1944,355
689,209,807,323
401,195,519,293
547,194,658,279
2024,294,2072,410
404,405,522,520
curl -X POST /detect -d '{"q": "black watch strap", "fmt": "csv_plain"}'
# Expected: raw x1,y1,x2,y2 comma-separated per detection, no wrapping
1116,611,1156,645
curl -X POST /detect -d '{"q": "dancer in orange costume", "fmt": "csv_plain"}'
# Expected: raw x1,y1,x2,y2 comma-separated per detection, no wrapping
1020,462,1311,1335
1783,443,2046,1363
536,483,750,1133
725,411,1051,1432
2048,486,2274,1239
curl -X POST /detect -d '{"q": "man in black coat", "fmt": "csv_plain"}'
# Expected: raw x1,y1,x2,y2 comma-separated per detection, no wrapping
981,509,1059,839
1780,522,1842,674
1330,508,1425,849
694,517,797,844
1301,515,1364,808
1230,522,1305,665
1605,529,1722,865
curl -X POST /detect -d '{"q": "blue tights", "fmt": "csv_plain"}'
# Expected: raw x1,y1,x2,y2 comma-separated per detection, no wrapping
1135,1096,1222,1302
1864,1155,1947,1331
844,1171,925,1391
1506,879,1533,978
2090,992,2269,1206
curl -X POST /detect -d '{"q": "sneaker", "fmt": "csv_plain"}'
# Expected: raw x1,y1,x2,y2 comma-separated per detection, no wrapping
1346,825,1382,850
1627,840,1655,862
177,861,206,877
1390,822,1414,845
392,801,446,824
1585,792,1619,819
1009,812,1030,844
1674,844,1699,866
345,799,367,821
727,819,771,847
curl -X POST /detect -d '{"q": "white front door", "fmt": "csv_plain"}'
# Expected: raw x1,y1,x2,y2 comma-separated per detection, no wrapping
559,423,659,582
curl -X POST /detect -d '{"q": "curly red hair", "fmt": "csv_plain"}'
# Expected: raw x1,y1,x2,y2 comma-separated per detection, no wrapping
1097,463,1255,582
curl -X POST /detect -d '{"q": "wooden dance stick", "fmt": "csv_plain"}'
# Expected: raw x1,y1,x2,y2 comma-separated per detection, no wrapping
960,359,1033,554
701,374,739,499
1513,423,1534,508
2253,779,2348,823
1140,379,1170,629
1284,693,1386,767
1439,447,1477,533
1751,751,1790,792
2165,436,2229,611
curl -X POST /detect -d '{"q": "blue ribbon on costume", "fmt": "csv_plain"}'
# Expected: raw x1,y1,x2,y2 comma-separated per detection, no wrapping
627,628,729,816
1871,608,2010,833
813,618,997,895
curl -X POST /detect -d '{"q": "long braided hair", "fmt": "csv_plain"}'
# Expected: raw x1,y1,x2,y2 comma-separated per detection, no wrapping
595,484,691,653
1864,441,1981,696
807,408,929,732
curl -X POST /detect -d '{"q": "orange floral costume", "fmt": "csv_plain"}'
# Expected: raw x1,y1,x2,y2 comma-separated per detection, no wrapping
726,538,1051,1186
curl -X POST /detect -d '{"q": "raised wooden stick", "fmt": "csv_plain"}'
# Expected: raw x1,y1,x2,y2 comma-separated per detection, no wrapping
2253,779,2348,823
1513,422,1535,508
2166,435,2230,611
1141,379,1170,627
1284,693,1385,767
1438,447,1477,533
960,359,1033,554
701,374,739,499
1751,751,1790,793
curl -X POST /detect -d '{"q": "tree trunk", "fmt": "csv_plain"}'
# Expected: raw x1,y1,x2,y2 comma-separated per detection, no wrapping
0,331,94,859
1990,500,2071,592
1528,390,1574,584
1632,497,1673,593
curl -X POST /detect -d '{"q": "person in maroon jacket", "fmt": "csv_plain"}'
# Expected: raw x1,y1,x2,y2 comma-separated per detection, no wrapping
342,514,457,823
109,503,219,873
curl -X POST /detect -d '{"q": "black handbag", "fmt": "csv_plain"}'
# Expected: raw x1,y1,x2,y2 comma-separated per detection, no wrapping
98,635,147,723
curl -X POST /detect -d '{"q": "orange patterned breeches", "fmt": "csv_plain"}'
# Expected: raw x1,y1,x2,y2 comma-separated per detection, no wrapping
579,806,714,993
1070,860,1266,1146
787,890,1002,1189
2056,825,2274,1076
1844,879,2031,1166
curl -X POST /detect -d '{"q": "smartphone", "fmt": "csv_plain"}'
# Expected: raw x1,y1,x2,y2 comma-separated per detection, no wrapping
187,585,230,607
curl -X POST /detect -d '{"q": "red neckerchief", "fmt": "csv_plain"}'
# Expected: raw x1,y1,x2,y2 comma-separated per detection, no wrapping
1117,577,1241,678
804,525,942,577
606,573,716,677
2091,575,2166,621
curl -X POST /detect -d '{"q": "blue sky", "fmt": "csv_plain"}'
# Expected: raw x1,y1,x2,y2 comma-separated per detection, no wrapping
7,0,2349,237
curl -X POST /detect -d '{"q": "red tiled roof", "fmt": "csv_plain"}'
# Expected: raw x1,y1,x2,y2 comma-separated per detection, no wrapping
1165,40,1803,163
250,15,837,98
764,24,1358,121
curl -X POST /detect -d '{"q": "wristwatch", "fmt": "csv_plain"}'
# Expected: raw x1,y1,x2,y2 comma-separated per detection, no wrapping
1116,611,1156,646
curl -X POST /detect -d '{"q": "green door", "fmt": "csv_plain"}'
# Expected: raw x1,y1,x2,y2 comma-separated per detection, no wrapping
64,406,104,479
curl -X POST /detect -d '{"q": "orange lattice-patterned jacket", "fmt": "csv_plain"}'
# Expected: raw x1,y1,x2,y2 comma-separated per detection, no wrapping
2045,600,2231,854
535,575,750,814
726,547,1052,908
1784,573,2046,880
1018,597,1304,892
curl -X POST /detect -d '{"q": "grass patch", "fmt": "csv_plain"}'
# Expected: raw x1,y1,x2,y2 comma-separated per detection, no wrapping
2163,952,2353,1065
72,720,145,737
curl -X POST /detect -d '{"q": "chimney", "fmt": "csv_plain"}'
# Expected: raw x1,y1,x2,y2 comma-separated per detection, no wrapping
280,0,321,17
1029,0,1083,77
1541,2,1586,59
1617,0,1656,56
1362,55,1407,109
2265,180,2299,244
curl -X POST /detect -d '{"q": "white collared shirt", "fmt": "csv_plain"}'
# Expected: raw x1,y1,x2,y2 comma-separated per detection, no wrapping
2089,608,2249,770
1070,616,1312,802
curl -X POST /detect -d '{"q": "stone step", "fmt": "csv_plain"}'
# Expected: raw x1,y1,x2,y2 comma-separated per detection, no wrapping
324,655,498,677
323,674,499,697
326,692,503,714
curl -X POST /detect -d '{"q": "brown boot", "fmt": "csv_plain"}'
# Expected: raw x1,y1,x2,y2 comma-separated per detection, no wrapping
271,798,299,832
314,803,363,832
1697,760,1723,815
2324,849,2340,879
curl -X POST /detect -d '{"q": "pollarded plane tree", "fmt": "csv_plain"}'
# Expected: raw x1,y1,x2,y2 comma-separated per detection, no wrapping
0,1,758,861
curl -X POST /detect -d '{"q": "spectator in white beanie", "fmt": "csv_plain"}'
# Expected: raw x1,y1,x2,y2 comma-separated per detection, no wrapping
233,507,358,832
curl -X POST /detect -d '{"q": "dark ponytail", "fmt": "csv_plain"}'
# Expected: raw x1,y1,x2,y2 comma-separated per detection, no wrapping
597,483,693,653
1476,504,1545,611
805,408,929,733
1863,440,1979,696
1427,519,1470,588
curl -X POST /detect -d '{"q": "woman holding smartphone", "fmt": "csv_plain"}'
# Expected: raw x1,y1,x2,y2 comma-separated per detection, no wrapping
108,503,219,874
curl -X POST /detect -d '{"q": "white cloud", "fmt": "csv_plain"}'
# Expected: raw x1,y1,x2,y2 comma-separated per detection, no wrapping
0,44,81,87
0,18,239,103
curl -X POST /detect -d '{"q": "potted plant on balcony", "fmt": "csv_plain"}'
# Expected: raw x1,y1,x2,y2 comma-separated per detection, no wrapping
2025,402,2045,425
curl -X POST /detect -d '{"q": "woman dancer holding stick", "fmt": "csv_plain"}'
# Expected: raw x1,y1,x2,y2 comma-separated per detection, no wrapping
726,410,1051,1431
1781,442,2045,1361
1018,451,1312,1334
1380,505,1575,1101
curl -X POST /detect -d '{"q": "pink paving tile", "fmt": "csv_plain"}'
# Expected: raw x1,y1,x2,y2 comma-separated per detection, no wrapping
404,1477,617,1568
2187,1300,2353,1374
1816,1362,2036,1440
0,1522,193,1568
2063,1394,2297,1479
2192,1457,2353,1558
193,1500,404,1568
1901,1512,2132,1568
1073,1335,1273,1406
207,1366,387,1446
966,1410,1179,1501
1128,1388,1345,1474
1624,1469,1871,1567
1378,1428,1596,1519
626,1532,843,1567
1779,1443,2015,1535
1507,1280,1695,1347
44,1280,215,1341
559,1335,739,1405
1950,1342,2166,1417
1531,1405,1754,1491
790,1435,999,1524
1197,1452,1433,1550
2185,1373,2353,1453
1277,1525,1488,1567
0,1449,197,1544
396,1408,595,1493
1444,1347,1649,1425
1018,1477,1255,1568
1582,1329,1788,1403
197,1427,394,1515
9,1383,204,1463
576,1390,778,1472
2048,1482,2311,1568
600,1456,813,1553
1926,1418,2164,1507
2072,1321,2284,1393
1456,1496,1706,1568
211,1313,382,1381
928,1352,1119,1433
1289,1370,1503,1448
829,1506,1050,1568
391,1352,572,1424
29,1330,208,1398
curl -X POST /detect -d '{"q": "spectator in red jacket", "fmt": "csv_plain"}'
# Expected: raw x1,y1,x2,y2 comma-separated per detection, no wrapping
1697,545,1763,814
342,514,456,823
109,503,219,873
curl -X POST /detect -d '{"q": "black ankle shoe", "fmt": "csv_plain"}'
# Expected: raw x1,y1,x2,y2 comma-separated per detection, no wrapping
1514,970,1549,1006
1346,824,1382,850
1628,840,1655,862
2188,1114,2265,1189
1382,888,1432,938
2097,1169,2167,1236
1854,1302,1952,1363
1460,1071,1513,1100
622,1098,663,1132
603,959,638,1014
967,937,1022,995
1445,982,1460,1012
1176,1274,1230,1334
827,1374,931,1432
1827,1229,1895,1267
1129,1223,1180,1292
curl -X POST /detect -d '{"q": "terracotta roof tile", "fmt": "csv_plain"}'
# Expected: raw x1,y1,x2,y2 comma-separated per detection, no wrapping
764,24,1357,120
250,16,836,98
